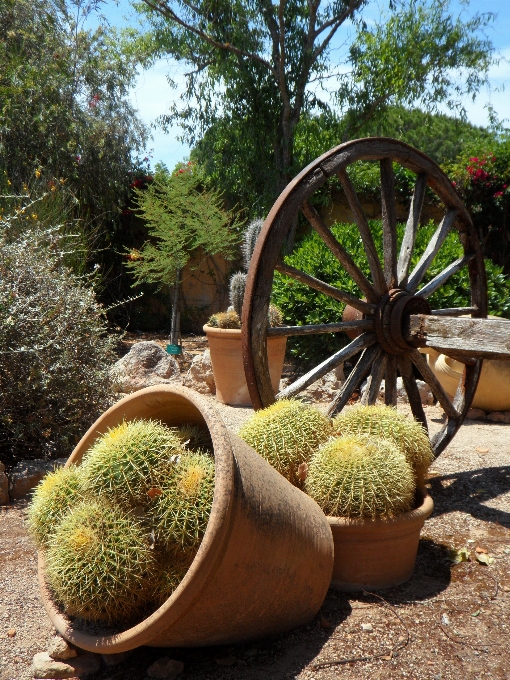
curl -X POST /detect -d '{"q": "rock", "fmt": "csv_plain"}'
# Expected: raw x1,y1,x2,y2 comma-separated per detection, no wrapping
184,349,216,395
466,408,487,421
101,650,133,666
416,380,434,406
47,636,77,661
7,628,16,637
371,377,433,406
9,458,67,500
32,651,100,678
0,462,9,505
361,623,374,632
487,411,510,423
146,656,184,679
110,341,180,393
301,365,344,403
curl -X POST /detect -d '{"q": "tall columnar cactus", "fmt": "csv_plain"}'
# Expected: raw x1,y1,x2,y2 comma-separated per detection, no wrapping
152,452,215,552
80,419,185,510
305,435,415,518
238,399,333,486
46,500,157,624
241,217,264,271
333,405,434,487
27,465,83,548
229,271,248,318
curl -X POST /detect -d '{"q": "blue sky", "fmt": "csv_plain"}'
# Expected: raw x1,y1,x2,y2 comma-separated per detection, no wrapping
90,1,510,170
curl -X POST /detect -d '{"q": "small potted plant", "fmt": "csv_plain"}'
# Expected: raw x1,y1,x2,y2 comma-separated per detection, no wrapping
204,219,286,406
305,405,435,591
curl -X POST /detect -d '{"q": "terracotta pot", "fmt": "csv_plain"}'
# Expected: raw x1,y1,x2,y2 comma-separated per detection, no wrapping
203,324,287,406
424,345,510,413
327,490,433,591
38,385,333,653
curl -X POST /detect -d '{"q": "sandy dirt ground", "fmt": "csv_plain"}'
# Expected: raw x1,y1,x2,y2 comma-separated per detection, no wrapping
1,391,509,680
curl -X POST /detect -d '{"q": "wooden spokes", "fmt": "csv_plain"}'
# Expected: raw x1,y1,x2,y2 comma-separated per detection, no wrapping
242,138,487,458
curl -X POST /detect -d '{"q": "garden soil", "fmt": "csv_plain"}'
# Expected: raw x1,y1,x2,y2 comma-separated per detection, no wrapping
1,396,509,680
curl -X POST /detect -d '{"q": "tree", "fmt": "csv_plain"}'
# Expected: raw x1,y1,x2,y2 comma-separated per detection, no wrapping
0,0,148,244
125,162,240,343
134,0,495,215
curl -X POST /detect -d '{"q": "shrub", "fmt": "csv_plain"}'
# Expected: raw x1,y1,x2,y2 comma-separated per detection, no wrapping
272,219,510,363
0,230,117,466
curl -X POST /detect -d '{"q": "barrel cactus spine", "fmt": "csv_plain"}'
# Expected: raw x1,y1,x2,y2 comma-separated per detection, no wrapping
333,405,434,487
305,435,416,518
27,465,84,548
45,499,157,624
238,399,333,486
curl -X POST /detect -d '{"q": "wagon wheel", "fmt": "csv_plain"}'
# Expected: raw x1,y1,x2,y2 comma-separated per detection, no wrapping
241,138,487,458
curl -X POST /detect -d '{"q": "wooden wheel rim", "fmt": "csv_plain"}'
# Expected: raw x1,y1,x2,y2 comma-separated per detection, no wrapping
242,138,487,457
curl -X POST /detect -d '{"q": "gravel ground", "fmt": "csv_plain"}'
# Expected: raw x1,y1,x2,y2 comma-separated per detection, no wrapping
1,399,509,680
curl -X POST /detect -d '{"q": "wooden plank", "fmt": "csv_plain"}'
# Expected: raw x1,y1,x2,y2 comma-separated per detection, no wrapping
277,333,376,400
408,348,459,419
275,262,377,315
337,169,387,295
301,200,379,303
398,173,427,287
405,314,510,360
328,345,382,416
406,209,458,294
416,254,474,299
267,320,374,337
430,307,478,316
397,355,428,432
380,158,398,289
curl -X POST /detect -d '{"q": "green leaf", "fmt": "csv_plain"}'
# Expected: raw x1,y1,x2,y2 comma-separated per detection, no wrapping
447,547,470,563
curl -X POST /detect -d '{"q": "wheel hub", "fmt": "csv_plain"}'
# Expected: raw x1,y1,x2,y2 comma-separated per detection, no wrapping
374,289,431,355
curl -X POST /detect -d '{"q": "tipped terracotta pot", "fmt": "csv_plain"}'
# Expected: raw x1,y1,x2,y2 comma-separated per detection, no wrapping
203,324,287,406
328,489,433,591
38,385,333,653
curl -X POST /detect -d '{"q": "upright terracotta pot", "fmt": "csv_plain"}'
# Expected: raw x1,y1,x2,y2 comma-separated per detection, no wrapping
328,490,433,591
38,385,333,653
203,324,287,406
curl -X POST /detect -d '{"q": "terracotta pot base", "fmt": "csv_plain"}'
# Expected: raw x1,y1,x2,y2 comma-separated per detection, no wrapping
327,490,434,591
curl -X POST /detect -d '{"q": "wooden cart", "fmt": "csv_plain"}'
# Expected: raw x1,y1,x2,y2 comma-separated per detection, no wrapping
241,138,509,458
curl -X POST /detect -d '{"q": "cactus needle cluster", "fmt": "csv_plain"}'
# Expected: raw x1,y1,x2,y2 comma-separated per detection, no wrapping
28,419,215,625
238,399,332,486
305,435,415,518
333,405,433,487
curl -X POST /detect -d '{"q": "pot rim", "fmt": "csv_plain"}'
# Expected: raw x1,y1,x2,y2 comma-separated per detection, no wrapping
203,323,241,336
38,384,236,653
327,488,433,529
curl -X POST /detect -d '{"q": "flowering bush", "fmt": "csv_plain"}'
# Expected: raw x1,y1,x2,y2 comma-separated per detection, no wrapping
446,140,510,271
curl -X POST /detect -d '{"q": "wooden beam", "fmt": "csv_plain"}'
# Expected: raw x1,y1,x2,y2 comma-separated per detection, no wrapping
404,314,510,360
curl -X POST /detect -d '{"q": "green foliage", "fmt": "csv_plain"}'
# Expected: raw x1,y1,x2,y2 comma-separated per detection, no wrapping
46,499,157,624
333,406,433,487
81,420,184,509
134,0,496,215
27,466,83,548
126,163,240,288
272,218,510,363
238,399,332,487
0,0,148,240
444,137,510,271
152,452,215,552
305,435,415,518
0,228,116,465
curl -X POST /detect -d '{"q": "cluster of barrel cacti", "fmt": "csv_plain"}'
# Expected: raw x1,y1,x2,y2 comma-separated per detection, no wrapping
238,400,432,519
27,419,214,625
